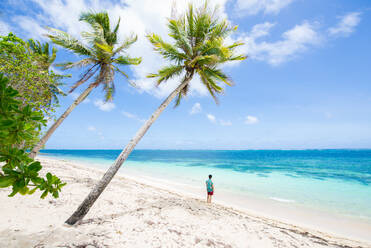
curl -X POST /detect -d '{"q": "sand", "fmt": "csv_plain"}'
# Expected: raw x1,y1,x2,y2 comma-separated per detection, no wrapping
0,157,370,248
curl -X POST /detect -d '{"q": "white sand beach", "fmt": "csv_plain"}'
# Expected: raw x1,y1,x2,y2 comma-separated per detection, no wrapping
0,157,370,248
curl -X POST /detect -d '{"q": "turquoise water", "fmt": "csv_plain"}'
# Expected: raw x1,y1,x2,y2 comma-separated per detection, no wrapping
40,149,371,221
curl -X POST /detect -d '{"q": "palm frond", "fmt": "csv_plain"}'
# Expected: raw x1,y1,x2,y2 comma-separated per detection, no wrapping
103,80,115,101
187,55,219,68
113,34,138,55
80,11,120,46
198,69,219,104
114,55,142,65
106,17,120,45
174,92,182,107
147,33,187,64
96,43,113,54
27,39,58,69
193,5,213,47
168,19,192,56
209,20,235,40
49,47,57,64
203,66,233,86
81,22,107,48
112,65,128,78
147,64,184,85
113,17,120,34
69,64,100,92
56,58,97,70
94,64,115,100
186,3,195,44
46,27,92,56
80,11,110,34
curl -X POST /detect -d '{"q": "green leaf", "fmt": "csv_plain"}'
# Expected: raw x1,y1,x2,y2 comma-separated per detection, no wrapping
15,179,26,188
19,186,29,195
46,172,52,183
40,190,48,199
28,161,42,172
8,185,19,197
28,187,38,195
0,120,15,128
0,176,15,188
52,191,59,198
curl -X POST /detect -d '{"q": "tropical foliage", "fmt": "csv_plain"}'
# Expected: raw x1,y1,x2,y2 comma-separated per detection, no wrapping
46,11,142,100
0,33,66,119
0,74,65,198
147,3,246,105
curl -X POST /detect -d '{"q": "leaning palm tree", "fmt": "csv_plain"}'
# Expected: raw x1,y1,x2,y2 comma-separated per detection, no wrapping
29,11,141,158
65,2,246,225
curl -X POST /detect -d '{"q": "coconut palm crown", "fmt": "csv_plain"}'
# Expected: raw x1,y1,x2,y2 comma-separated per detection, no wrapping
147,3,246,106
27,39,57,70
27,39,67,103
46,11,142,101
29,11,141,159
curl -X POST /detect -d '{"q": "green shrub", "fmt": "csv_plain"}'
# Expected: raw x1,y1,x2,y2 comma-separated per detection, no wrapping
0,33,67,124
0,73,65,198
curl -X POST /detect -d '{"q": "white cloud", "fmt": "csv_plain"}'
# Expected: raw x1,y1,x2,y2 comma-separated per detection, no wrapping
250,22,276,39
240,21,321,65
94,99,115,112
12,16,47,39
206,114,232,126
0,20,10,35
122,111,145,123
220,120,232,126
245,115,259,124
328,12,361,37
207,114,216,123
190,102,202,115
87,125,96,131
86,125,104,139
235,0,294,16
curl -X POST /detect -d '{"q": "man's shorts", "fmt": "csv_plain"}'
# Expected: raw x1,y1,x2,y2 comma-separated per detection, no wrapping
207,191,214,195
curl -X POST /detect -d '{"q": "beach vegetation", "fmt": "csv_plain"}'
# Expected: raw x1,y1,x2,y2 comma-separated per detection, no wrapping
65,2,246,225
0,74,65,198
0,33,66,122
29,11,142,158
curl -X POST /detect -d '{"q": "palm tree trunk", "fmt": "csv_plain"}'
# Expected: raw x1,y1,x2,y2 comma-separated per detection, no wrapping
65,72,194,225
29,83,96,159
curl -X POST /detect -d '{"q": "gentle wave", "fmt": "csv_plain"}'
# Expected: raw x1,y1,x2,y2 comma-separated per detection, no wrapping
269,197,295,203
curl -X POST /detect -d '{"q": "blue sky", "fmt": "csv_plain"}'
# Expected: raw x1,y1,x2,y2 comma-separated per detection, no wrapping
1,0,371,149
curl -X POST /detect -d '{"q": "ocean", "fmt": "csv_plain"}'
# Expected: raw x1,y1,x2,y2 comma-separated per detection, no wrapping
40,149,371,222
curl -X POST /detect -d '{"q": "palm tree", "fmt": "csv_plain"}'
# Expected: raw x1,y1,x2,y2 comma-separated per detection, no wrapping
29,11,141,158
65,3,246,225
27,39,57,71
27,39,66,107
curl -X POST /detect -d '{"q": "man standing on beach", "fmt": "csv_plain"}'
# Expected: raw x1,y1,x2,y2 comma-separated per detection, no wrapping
206,175,214,203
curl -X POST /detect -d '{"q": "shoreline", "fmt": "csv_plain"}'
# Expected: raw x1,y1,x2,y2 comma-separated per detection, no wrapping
39,154,371,243
1,156,370,247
